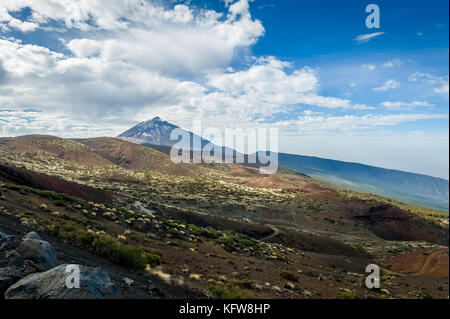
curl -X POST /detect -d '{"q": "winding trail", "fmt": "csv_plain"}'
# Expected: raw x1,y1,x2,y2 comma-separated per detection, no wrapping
259,227,280,242
417,249,448,276
383,248,449,277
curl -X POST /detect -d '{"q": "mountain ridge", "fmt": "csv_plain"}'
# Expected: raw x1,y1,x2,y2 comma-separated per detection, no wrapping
118,117,449,211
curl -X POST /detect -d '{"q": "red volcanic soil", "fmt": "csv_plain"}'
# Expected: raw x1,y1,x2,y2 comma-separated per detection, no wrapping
3,135,113,167
229,166,260,177
0,164,115,204
238,172,311,190
388,249,449,278
346,203,449,246
76,137,199,176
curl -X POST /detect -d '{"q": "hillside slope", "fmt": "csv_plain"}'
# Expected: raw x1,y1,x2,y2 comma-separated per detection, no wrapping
0,135,203,177
1,135,113,167
117,118,449,211
75,137,200,176
275,153,449,211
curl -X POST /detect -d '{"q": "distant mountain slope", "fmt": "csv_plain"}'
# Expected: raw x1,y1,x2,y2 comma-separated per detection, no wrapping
275,153,449,211
118,118,449,211
0,135,201,177
118,117,234,154
75,137,200,176
1,135,113,166
118,116,209,149
118,117,183,146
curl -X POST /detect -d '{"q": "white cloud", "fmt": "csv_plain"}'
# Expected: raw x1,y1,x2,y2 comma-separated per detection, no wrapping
435,83,449,94
380,101,434,108
280,113,448,133
66,39,103,58
0,1,265,76
0,0,447,170
207,56,373,110
303,110,323,115
354,32,385,43
409,72,449,95
0,6,39,32
382,59,403,68
362,64,376,71
0,35,373,136
0,39,63,76
409,72,439,84
7,17,39,32
373,79,401,91
0,109,121,138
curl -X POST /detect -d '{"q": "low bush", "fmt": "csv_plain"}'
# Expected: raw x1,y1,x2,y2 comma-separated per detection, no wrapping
209,284,251,299
279,271,298,282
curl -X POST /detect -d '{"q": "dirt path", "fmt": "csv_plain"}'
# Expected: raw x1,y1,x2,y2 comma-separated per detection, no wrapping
417,249,448,276
259,227,280,242
384,248,449,278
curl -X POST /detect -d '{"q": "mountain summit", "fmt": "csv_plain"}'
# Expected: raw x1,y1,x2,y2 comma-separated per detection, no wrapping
118,117,182,146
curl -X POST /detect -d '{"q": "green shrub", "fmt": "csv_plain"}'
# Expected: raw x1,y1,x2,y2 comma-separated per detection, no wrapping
46,219,162,270
279,271,298,282
209,285,250,299
188,224,221,239
54,199,66,207
218,232,261,253
92,235,161,270
6,183,87,207
235,280,256,289
336,291,358,299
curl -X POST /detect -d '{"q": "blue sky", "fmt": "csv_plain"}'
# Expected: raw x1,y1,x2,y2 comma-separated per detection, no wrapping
0,0,448,178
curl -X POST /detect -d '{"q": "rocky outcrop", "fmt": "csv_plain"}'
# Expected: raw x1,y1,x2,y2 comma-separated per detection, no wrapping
23,232,41,240
0,231,56,298
5,264,118,299
0,232,15,243
1,231,118,299
0,267,22,297
14,234,57,271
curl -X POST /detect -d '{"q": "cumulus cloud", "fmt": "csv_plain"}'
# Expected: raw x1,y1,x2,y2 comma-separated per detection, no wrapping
0,1,265,74
373,79,401,91
0,1,272,127
0,0,446,147
0,6,39,32
0,31,375,136
207,56,372,111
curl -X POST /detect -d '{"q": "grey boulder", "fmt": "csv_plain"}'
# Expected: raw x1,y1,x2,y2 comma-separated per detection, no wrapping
5,264,118,299
23,232,41,240
0,267,22,297
15,236,57,271
0,232,14,243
